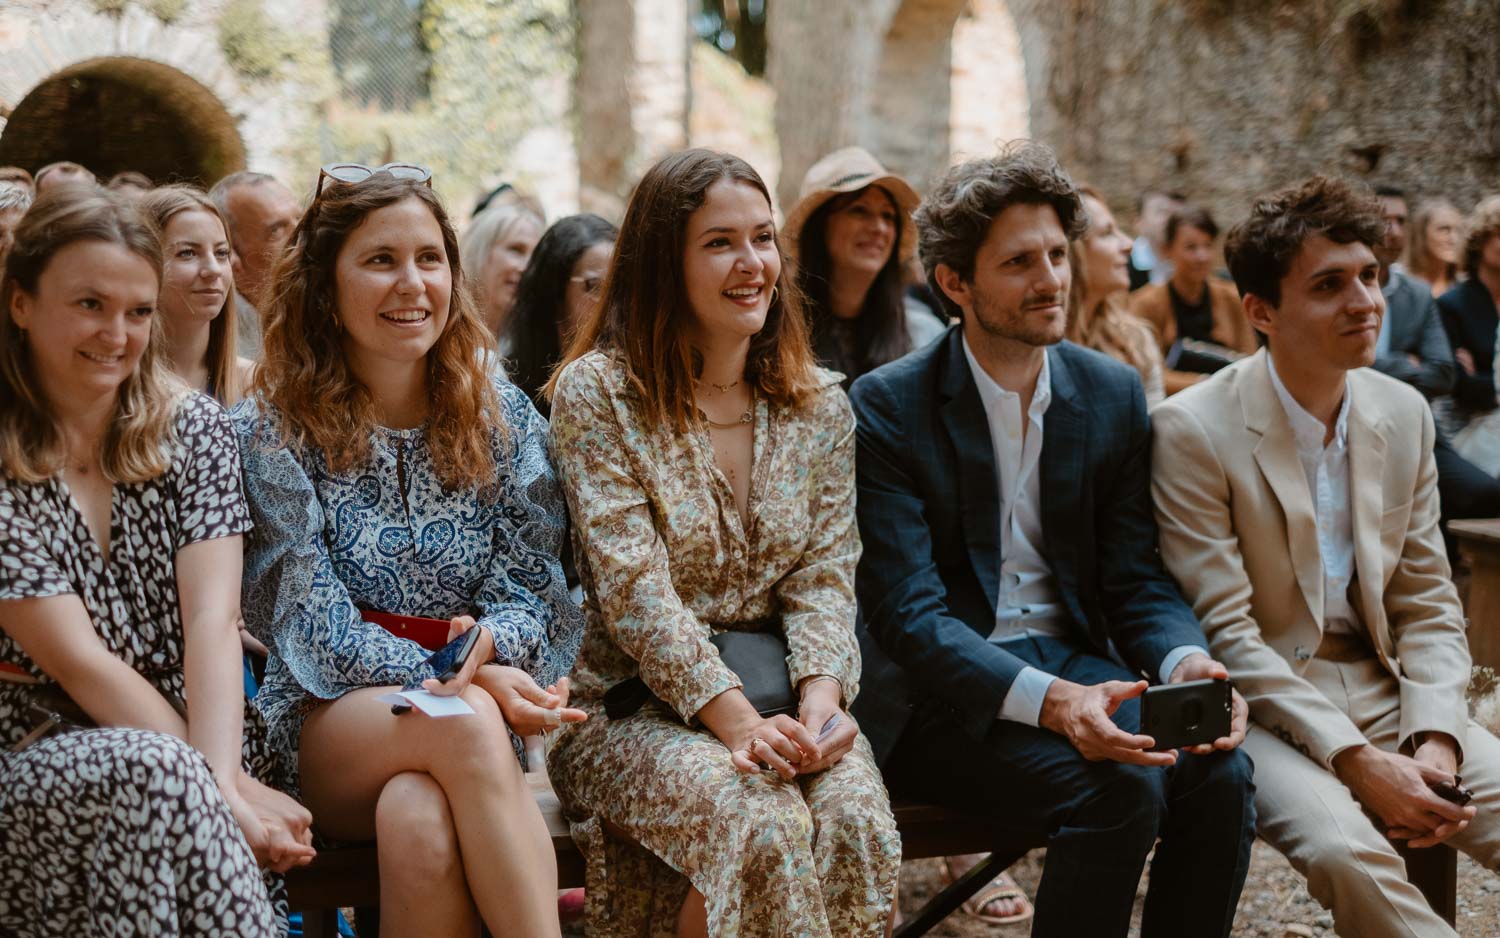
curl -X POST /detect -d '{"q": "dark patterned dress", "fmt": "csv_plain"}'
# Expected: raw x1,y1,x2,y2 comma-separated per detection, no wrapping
232,377,583,783
0,392,284,937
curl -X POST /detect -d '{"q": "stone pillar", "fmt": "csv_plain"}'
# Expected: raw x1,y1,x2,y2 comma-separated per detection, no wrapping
765,0,900,210
872,0,967,192
575,0,691,214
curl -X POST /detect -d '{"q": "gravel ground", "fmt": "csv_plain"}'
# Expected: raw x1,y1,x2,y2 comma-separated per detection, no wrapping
896,844,1500,937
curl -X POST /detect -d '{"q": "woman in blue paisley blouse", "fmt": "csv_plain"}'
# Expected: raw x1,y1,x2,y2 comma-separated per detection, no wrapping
544,149,900,937
232,167,585,937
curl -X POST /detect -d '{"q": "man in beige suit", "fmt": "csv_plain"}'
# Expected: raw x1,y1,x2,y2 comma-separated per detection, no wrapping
1152,175,1499,938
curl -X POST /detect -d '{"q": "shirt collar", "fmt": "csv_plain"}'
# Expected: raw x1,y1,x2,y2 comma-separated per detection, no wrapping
1266,353,1350,451
962,333,1052,420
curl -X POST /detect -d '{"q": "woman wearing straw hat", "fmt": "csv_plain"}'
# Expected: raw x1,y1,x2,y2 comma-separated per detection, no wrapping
783,147,949,389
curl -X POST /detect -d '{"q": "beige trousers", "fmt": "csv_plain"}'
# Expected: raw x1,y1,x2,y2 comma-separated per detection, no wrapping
1247,654,1500,938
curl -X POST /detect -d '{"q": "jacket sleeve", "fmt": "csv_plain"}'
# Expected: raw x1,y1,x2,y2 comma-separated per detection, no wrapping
1387,405,1472,753
473,387,584,690
233,402,433,699
850,371,1027,740
548,359,739,722
1440,295,1498,410
771,389,862,701
1090,375,1209,677
1375,292,1456,398
1150,400,1369,768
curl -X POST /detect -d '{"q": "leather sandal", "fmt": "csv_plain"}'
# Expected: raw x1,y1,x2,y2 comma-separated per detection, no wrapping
939,856,1035,926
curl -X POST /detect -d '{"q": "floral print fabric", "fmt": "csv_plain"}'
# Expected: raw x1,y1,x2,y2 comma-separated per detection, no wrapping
232,376,583,780
545,351,899,937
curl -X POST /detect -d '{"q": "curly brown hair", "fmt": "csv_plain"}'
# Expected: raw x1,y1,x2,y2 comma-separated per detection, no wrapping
252,174,502,491
913,140,1087,319
546,148,821,430
1224,175,1385,307
1462,195,1500,278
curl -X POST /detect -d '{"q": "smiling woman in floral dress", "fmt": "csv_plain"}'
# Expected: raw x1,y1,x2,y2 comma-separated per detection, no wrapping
545,148,900,938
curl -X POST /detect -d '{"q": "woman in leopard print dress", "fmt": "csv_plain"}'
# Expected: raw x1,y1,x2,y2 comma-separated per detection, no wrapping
0,187,311,937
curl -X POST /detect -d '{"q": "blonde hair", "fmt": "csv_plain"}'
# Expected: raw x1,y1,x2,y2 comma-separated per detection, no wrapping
1067,185,1160,383
0,187,178,483
1462,196,1500,278
140,185,243,405
1407,198,1460,286
460,199,544,317
253,175,503,491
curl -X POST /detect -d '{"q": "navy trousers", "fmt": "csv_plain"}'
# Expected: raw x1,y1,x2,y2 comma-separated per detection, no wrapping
885,635,1256,938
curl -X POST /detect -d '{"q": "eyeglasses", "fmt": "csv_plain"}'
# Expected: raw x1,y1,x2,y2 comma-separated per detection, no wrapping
315,162,432,200
568,274,604,297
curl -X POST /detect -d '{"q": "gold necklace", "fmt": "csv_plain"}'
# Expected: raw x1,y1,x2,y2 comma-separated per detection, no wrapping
704,408,753,430
708,379,740,392
701,387,754,429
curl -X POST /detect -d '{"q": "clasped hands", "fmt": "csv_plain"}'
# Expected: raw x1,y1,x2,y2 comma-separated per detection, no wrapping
1333,734,1475,848
419,616,588,736
707,676,858,780
1039,652,1249,767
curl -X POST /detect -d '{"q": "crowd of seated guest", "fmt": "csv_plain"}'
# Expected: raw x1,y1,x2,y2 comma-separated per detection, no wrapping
3,143,1500,938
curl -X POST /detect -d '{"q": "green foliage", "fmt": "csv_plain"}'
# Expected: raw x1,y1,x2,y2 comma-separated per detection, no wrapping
318,0,576,206
219,0,285,80
146,0,188,24
91,0,129,15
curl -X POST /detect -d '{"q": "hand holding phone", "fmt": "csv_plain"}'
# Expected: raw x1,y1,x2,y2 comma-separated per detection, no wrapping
392,624,484,715
1430,776,1474,807
1142,678,1232,752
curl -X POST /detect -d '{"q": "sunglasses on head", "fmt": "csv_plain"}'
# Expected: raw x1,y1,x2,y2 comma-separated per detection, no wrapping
315,162,433,200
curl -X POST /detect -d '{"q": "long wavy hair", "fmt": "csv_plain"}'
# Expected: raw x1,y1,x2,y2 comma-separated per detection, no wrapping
1408,197,1460,287
140,185,243,405
795,186,912,384
546,149,822,429
0,187,178,483
1066,185,1159,383
253,175,502,491
505,212,617,414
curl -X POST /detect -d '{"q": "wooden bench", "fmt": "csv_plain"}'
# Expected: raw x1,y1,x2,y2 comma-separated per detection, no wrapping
1452,517,1500,672
288,779,1455,936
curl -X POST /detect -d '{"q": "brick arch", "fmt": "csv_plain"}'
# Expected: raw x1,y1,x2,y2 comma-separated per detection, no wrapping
0,5,253,184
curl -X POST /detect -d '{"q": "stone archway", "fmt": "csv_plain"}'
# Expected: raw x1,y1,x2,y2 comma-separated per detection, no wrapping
0,4,261,186
0,57,245,185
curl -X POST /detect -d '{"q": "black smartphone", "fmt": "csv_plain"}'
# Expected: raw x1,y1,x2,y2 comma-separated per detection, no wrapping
1430,776,1474,807
391,626,484,715
1141,678,1232,751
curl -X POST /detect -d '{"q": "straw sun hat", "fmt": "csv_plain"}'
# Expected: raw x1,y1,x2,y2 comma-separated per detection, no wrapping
780,146,921,263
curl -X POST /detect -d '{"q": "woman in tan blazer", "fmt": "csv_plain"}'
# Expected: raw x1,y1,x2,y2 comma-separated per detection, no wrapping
1129,205,1259,394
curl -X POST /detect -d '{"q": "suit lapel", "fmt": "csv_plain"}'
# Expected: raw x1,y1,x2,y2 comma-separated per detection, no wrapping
1242,353,1325,625
1347,389,1393,657
938,333,1002,616
1039,349,1088,630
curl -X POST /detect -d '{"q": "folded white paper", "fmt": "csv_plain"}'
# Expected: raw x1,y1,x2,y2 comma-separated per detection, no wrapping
376,689,476,717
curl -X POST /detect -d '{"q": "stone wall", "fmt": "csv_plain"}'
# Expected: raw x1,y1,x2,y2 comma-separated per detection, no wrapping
1007,0,1500,227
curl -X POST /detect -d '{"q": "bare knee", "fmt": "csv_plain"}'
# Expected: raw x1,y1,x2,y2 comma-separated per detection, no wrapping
421,687,522,781
376,771,462,884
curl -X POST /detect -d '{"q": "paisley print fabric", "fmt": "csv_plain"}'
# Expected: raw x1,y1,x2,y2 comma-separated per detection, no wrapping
0,392,283,936
546,351,899,937
232,376,583,781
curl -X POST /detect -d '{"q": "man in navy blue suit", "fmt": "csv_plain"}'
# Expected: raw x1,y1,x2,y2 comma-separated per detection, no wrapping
849,142,1256,938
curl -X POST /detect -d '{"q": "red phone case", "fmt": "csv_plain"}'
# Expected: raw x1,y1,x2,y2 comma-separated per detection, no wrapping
360,609,451,651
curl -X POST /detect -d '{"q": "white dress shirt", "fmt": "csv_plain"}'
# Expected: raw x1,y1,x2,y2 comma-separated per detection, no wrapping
963,338,1206,726
1266,356,1358,634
